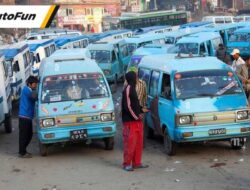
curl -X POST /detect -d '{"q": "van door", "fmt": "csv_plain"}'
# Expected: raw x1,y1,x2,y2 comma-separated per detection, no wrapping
111,50,121,80
206,40,213,56
120,44,130,71
147,70,161,133
199,42,207,56
158,73,175,137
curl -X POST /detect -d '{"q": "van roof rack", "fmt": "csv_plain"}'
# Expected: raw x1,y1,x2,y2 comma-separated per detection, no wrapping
54,58,85,62
175,53,206,59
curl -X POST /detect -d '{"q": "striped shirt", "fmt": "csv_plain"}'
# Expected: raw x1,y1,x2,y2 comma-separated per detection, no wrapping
124,79,147,107
136,79,147,108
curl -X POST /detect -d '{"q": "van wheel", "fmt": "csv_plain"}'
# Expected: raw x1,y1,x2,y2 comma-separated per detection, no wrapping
145,119,154,139
4,114,12,133
104,137,114,150
231,138,246,150
163,132,177,156
39,142,49,156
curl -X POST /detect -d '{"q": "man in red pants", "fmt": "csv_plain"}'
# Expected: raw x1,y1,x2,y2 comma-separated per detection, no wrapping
122,71,149,171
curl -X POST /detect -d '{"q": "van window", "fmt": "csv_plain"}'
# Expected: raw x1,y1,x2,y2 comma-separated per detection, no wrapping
111,51,116,62
26,51,30,65
225,17,232,23
138,68,151,87
200,43,206,55
23,53,29,68
13,60,20,72
45,47,50,57
120,45,128,57
206,41,212,56
161,73,171,99
211,38,222,50
36,53,40,63
215,18,225,24
27,36,38,40
73,41,81,48
50,44,55,53
149,71,160,97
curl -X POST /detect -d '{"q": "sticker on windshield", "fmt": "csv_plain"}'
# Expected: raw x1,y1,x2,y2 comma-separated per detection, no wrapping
50,95,62,102
216,81,237,96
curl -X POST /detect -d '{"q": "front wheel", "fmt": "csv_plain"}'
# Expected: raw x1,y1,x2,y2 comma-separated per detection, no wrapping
4,114,12,133
104,137,114,150
39,142,49,156
163,132,177,156
231,138,246,150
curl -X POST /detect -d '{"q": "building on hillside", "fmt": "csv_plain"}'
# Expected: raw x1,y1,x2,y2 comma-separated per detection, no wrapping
54,0,121,33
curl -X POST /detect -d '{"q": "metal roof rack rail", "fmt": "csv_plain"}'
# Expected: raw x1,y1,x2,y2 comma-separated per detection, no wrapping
54,58,85,62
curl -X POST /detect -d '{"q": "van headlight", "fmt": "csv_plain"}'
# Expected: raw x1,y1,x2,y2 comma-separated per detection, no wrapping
178,115,192,125
237,111,249,120
101,113,114,122
41,118,55,127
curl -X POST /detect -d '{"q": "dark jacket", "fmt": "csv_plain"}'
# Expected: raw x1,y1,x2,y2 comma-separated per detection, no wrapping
122,72,142,122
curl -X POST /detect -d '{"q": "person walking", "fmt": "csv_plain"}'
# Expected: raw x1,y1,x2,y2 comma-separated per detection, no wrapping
237,57,250,99
122,71,148,171
216,43,226,62
231,49,245,72
18,76,39,158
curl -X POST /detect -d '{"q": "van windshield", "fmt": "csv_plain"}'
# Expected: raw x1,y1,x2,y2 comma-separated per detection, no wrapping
229,33,250,42
165,37,175,44
175,70,243,100
127,43,137,53
90,50,111,63
41,73,109,103
168,43,199,54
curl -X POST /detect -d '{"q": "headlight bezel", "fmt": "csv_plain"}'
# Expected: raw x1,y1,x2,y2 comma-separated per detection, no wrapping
177,115,193,125
41,118,55,128
237,110,249,120
100,112,115,122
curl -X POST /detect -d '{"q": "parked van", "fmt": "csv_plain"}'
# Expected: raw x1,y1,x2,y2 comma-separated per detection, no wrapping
125,33,166,54
26,29,82,40
233,15,250,22
138,54,250,155
227,27,250,58
179,21,213,29
202,16,234,24
100,29,133,41
133,25,172,35
87,40,128,88
127,44,169,71
37,52,116,156
169,32,223,56
54,35,89,49
27,39,56,75
0,52,13,133
204,23,239,46
0,42,31,99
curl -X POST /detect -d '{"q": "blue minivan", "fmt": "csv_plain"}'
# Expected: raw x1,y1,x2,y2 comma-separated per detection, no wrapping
37,50,116,156
139,54,250,155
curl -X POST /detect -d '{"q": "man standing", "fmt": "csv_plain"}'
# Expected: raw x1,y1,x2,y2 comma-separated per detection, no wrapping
237,57,250,98
122,71,148,171
231,49,245,72
19,76,39,158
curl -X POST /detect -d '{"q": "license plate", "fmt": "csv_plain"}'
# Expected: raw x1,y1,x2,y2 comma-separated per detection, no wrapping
208,128,226,135
70,129,88,141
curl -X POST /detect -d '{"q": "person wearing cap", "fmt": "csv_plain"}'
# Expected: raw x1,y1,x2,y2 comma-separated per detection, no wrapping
18,76,39,158
231,49,245,71
237,57,250,99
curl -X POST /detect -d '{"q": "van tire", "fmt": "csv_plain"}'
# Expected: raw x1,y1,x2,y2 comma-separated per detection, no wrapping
231,138,245,150
145,119,154,139
163,132,177,156
4,114,12,133
104,137,114,150
39,142,49,156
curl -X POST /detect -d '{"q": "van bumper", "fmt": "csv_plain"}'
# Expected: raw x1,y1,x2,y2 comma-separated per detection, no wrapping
174,123,250,142
38,122,116,144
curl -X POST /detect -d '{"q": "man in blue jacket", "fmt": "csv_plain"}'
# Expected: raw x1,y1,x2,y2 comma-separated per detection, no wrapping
19,76,39,158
